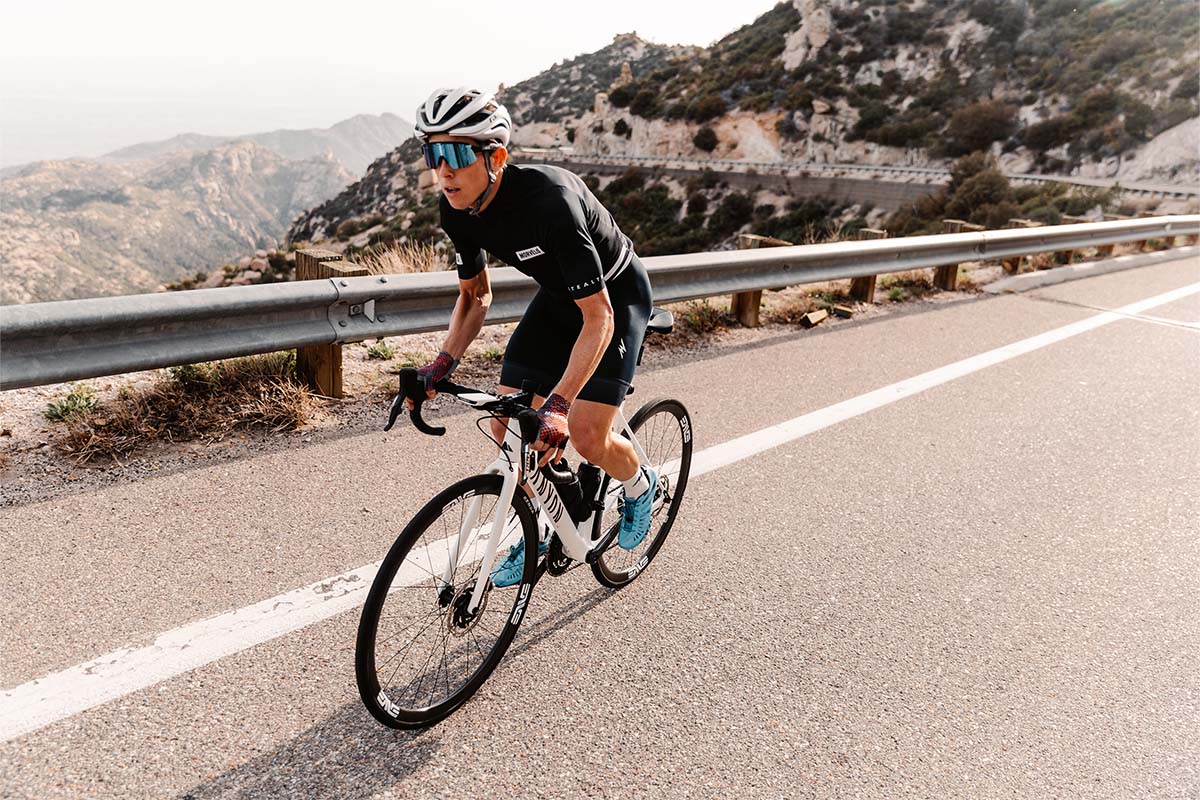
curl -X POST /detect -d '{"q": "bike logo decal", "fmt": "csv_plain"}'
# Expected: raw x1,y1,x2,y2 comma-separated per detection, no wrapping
680,416,691,444
627,554,650,579
516,246,545,261
377,689,401,717
527,464,566,525
442,490,473,516
510,583,531,624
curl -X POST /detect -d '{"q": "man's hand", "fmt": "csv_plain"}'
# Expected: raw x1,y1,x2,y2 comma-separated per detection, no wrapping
406,350,458,410
531,393,570,468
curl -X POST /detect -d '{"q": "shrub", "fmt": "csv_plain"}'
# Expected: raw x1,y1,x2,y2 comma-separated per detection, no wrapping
947,171,1014,219
45,384,99,421
689,94,728,123
609,84,635,107
613,118,632,138
693,126,719,152
685,191,709,216
707,193,755,237
630,90,660,119
54,353,314,463
678,300,728,334
947,100,1018,155
366,342,395,360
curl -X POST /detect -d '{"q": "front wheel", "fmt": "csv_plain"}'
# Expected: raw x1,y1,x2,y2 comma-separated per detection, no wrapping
356,473,539,729
592,398,693,589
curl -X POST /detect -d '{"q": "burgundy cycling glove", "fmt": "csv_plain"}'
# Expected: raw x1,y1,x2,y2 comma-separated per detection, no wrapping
417,350,458,393
535,392,571,450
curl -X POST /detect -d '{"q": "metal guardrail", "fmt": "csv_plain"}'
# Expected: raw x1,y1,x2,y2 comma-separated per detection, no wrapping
514,151,1200,200
1,217,1197,391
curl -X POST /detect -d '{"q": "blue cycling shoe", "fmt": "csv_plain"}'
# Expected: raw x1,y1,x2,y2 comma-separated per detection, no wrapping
618,466,659,550
490,537,549,588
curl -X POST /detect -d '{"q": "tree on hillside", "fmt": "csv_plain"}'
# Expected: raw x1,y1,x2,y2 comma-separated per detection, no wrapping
693,126,719,152
946,100,1017,155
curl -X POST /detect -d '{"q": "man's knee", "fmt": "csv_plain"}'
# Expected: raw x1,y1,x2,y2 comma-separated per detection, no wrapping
569,419,609,462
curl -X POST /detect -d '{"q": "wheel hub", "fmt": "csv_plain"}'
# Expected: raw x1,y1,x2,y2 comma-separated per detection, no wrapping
447,580,488,637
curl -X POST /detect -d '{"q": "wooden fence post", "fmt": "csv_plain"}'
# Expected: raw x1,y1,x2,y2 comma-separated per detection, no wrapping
295,248,369,398
851,228,887,302
1057,214,1092,264
732,233,791,327
1002,219,1044,273
936,220,963,290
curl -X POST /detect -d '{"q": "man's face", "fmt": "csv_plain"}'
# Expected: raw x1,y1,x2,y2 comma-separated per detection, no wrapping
428,134,505,211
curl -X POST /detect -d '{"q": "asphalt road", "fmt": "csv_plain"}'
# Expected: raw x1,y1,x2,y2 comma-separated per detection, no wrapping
2,258,1198,799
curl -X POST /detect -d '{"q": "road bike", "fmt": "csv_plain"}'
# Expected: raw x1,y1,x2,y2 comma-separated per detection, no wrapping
355,307,693,728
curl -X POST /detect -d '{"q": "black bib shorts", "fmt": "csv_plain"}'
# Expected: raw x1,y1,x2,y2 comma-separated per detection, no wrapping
500,258,653,406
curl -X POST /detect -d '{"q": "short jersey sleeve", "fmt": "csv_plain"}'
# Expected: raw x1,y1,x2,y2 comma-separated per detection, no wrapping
541,188,606,299
439,198,486,280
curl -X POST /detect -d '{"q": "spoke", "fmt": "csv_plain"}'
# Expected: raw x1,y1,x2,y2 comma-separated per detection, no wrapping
374,604,442,653
379,609,444,682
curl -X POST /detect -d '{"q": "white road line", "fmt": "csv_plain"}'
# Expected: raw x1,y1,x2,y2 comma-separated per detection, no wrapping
3,280,1198,744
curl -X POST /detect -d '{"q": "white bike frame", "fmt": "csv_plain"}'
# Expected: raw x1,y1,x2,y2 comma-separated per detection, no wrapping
435,390,650,614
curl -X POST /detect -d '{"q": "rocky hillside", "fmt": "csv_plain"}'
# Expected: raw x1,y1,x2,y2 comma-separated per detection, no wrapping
510,0,1197,183
0,142,353,304
99,113,413,176
281,0,1196,275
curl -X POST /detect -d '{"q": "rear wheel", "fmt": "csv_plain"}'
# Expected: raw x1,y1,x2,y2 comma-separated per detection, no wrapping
356,474,539,728
592,398,692,588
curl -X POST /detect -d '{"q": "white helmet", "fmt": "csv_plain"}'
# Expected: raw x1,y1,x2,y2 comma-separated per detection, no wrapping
414,86,511,148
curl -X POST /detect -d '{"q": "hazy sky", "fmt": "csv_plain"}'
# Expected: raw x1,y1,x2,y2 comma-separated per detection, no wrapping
0,0,783,167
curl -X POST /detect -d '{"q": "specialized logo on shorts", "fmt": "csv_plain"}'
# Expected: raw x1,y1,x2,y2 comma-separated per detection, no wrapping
617,341,626,358
515,246,545,261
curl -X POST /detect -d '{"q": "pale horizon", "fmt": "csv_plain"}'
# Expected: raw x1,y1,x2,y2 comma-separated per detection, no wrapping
0,0,783,169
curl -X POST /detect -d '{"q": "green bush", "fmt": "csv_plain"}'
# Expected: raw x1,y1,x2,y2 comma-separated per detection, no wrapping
689,94,728,123
609,84,635,107
630,89,660,119
693,126,719,152
366,342,395,360
686,192,709,216
946,171,1014,219
613,118,632,138
45,383,99,421
707,193,755,237
946,100,1018,155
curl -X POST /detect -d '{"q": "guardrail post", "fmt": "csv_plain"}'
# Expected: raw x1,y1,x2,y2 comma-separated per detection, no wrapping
295,248,368,398
733,234,790,326
851,228,887,302
1002,219,1043,273
1058,214,1092,264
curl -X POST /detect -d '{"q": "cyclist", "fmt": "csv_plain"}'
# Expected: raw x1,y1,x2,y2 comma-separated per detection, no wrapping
408,86,657,586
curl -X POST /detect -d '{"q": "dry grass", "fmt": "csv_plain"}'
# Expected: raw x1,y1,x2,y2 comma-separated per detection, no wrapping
54,352,319,464
675,300,731,335
357,242,444,275
880,269,935,299
766,294,820,325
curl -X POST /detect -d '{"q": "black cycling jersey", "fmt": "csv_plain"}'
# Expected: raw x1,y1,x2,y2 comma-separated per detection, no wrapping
440,163,635,300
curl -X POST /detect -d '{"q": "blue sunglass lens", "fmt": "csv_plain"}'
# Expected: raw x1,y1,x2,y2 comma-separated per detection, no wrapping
423,142,478,170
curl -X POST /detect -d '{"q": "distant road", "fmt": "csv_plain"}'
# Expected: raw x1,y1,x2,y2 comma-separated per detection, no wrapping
515,149,1200,201
1,255,1198,798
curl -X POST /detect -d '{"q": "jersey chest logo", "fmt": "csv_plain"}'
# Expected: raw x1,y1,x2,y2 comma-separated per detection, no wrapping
515,246,545,261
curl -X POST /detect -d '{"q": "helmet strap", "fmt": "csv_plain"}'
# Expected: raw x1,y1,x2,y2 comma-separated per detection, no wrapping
467,149,502,216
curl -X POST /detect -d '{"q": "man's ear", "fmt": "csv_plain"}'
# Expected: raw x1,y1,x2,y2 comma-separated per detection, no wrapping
492,146,509,169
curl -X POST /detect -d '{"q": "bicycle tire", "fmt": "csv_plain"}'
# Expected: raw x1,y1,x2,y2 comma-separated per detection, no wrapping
356,473,539,728
592,398,692,589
